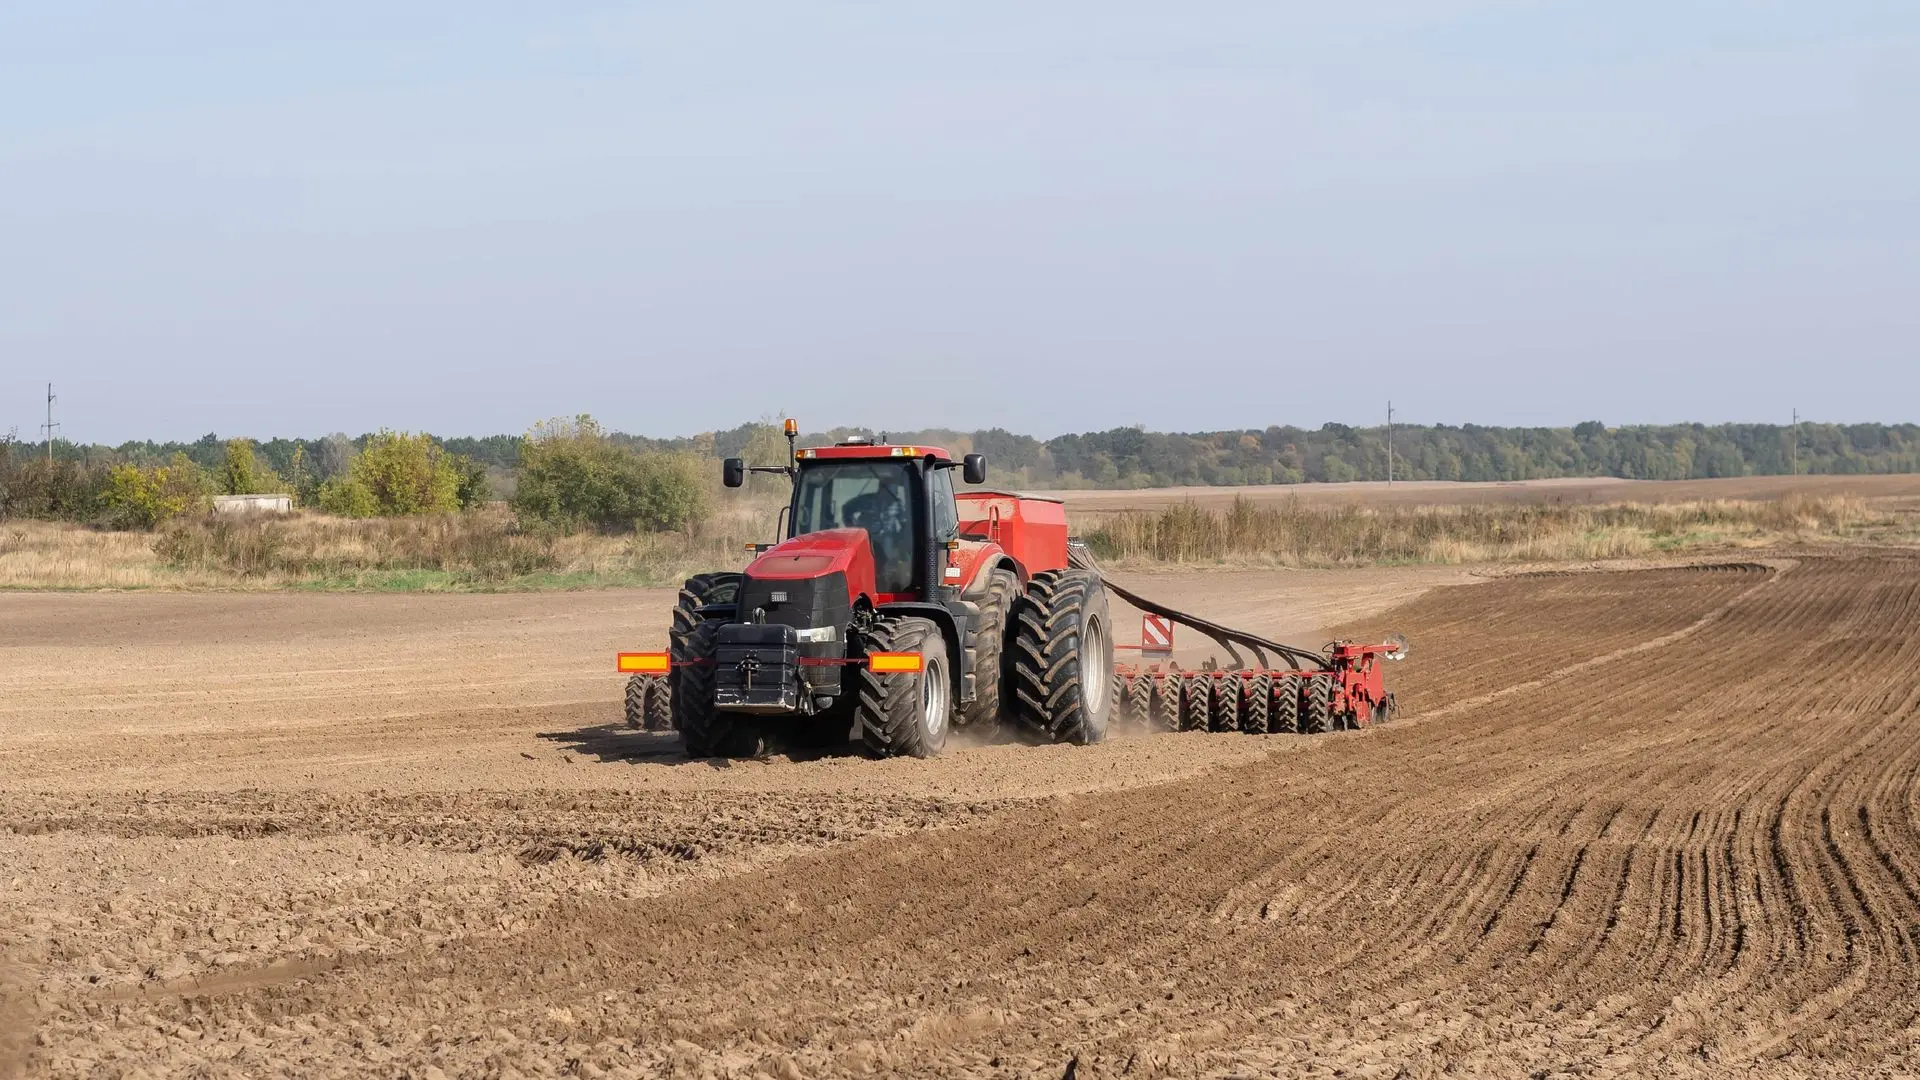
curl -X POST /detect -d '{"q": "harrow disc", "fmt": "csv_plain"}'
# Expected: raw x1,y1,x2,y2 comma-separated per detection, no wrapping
1211,673,1243,732
1127,674,1154,731
1242,673,1271,734
1181,674,1211,732
1271,674,1301,733
1302,673,1334,734
1151,676,1180,731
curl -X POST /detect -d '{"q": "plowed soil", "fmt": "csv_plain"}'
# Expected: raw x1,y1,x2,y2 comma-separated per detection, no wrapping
6,551,1920,1078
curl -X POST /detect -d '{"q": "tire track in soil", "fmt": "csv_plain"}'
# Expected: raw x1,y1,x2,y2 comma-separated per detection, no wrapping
21,554,1920,1078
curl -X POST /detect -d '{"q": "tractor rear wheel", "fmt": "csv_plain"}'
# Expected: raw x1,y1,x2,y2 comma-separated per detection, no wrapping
856,616,951,758
1127,673,1154,731
672,573,742,635
674,619,762,757
1151,676,1180,731
1008,570,1114,745
1302,673,1334,735
1242,673,1271,734
1271,674,1301,733
623,675,647,729
1212,673,1243,732
958,569,1018,733
1181,673,1211,732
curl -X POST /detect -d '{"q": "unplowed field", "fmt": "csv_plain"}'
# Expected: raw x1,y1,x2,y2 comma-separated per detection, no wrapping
6,551,1920,1077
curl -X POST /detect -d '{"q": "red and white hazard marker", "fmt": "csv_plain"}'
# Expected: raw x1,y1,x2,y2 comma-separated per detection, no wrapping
1141,614,1174,655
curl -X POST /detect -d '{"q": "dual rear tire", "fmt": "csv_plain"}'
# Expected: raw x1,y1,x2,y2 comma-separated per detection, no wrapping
1008,569,1115,745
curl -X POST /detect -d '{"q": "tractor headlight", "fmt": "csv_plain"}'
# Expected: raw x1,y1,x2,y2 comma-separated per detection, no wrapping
795,626,837,643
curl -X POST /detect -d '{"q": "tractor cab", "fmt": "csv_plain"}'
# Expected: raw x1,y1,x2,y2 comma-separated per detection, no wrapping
725,430,986,606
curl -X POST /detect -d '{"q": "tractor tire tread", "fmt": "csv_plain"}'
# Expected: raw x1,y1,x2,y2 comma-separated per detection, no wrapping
959,569,1017,731
1008,569,1112,745
856,616,945,759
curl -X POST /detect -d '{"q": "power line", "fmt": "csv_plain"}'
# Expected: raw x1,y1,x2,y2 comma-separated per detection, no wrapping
1386,400,1395,485
40,383,60,463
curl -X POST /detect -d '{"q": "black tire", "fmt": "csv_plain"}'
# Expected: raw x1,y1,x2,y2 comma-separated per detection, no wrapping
959,569,1018,732
1126,674,1154,731
623,675,647,729
856,616,951,758
1271,674,1301,734
1008,569,1114,745
1302,673,1334,735
643,675,672,732
1181,673,1211,732
1211,673,1243,732
671,573,743,640
1242,673,1271,734
1151,676,1180,732
673,619,742,756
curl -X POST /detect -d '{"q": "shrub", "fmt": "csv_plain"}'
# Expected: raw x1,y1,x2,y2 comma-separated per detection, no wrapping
99,454,213,530
0,452,106,522
512,416,710,533
316,431,462,517
452,454,491,509
220,438,286,496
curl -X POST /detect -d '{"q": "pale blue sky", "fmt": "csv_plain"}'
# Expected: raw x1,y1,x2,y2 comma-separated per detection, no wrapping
3,2,1916,442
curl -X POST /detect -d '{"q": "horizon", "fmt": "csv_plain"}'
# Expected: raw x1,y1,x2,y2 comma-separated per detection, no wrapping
10,414,1918,452
6,4,1917,442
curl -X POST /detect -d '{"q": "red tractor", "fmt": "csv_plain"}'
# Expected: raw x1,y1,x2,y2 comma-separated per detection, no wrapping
619,421,1114,758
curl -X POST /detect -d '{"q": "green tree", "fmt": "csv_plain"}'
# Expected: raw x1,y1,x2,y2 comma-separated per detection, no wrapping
219,438,285,495
316,431,461,517
100,453,211,529
512,415,709,532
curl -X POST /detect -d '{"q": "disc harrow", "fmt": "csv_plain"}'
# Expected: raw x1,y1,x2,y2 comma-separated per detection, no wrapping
1070,543,1405,737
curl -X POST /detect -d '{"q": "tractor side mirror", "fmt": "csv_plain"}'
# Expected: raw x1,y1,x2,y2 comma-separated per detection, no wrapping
962,453,987,485
722,458,746,488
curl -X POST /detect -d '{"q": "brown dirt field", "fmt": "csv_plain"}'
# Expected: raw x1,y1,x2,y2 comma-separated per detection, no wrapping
6,551,1920,1077
1045,472,1920,511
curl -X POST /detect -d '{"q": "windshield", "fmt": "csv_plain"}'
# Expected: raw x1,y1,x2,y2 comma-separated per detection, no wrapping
792,460,918,593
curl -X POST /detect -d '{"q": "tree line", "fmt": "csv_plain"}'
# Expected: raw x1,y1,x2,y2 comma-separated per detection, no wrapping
476,419,1917,487
6,420,1915,529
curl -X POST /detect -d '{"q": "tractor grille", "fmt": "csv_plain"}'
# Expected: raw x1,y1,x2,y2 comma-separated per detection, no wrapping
736,571,850,696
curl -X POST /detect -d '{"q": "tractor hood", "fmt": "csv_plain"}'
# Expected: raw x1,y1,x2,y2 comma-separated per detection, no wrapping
743,528,878,601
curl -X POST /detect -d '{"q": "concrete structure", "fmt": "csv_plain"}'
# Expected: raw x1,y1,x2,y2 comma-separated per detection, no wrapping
212,494,293,515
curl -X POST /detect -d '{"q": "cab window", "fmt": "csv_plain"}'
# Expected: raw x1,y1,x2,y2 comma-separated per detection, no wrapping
792,460,918,593
929,466,958,540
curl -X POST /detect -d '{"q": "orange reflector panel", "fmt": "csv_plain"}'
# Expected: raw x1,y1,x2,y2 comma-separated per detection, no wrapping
616,652,671,675
866,652,924,674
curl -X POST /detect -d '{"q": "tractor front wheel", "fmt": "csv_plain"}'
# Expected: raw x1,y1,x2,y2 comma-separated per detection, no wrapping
673,620,764,757
856,616,951,759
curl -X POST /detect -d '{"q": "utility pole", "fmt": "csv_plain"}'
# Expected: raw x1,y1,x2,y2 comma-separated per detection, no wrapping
40,383,60,463
1386,400,1395,485
1790,408,1799,476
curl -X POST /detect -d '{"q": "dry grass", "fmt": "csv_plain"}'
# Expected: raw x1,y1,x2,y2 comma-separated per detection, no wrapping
1080,493,1916,568
0,507,775,591
4,493,1912,590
